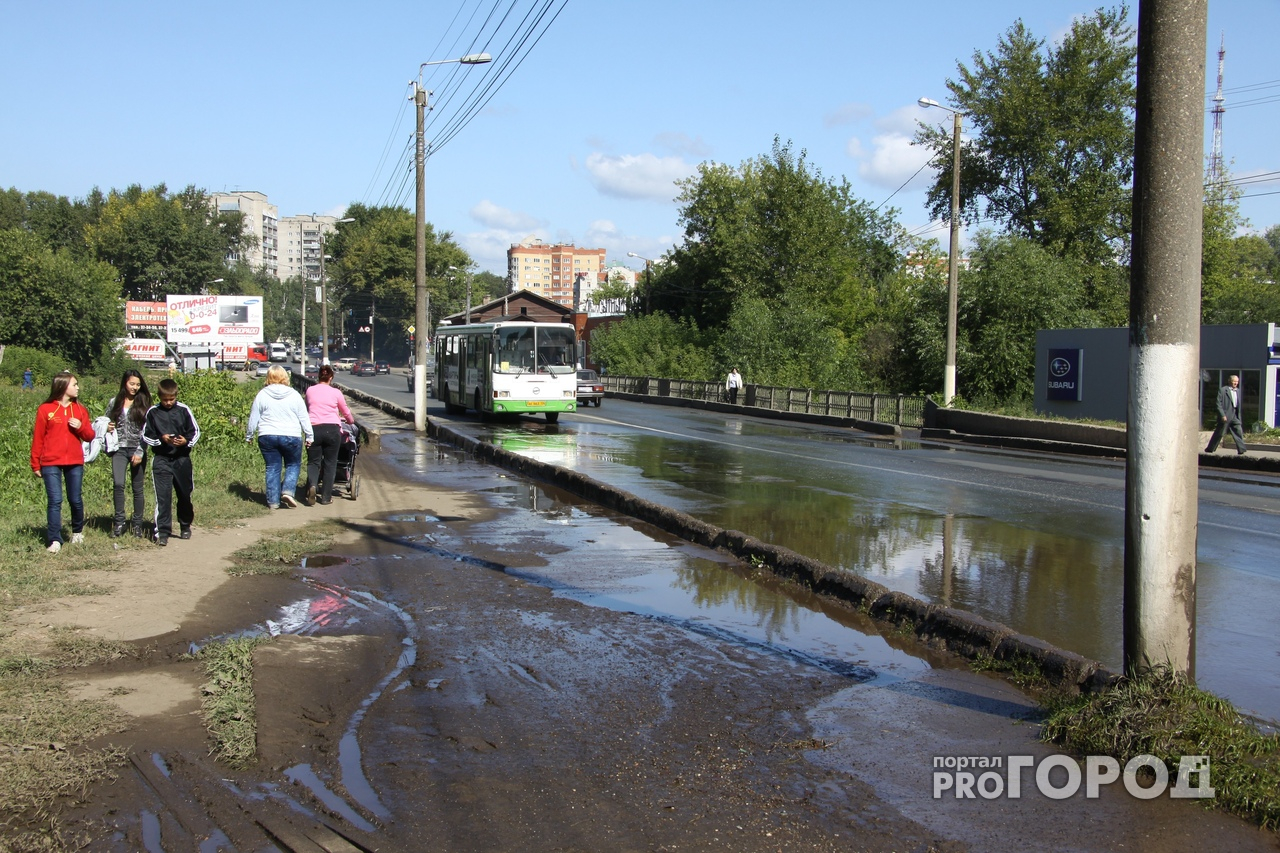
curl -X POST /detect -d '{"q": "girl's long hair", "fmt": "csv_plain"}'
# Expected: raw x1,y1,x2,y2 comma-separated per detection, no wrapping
44,371,76,404
108,369,152,426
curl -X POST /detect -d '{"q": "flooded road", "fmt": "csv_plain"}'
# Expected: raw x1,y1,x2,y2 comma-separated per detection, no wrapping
429,399,1280,722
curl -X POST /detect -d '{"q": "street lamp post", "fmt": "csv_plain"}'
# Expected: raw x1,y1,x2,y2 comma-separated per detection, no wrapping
413,52,492,431
919,97,964,407
626,252,652,312
321,217,355,368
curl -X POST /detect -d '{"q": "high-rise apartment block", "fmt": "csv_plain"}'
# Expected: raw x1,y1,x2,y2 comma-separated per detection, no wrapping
210,191,279,277
278,215,342,281
507,238,606,308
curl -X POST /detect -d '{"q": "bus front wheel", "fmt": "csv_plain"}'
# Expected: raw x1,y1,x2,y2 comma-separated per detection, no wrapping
545,412,560,424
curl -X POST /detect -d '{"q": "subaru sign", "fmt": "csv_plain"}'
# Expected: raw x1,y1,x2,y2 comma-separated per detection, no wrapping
1047,348,1083,401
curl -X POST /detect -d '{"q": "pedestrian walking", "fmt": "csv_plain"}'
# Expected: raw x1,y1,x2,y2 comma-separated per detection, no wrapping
30,371,96,554
725,368,743,405
1205,373,1248,455
103,370,152,538
303,364,354,506
141,378,200,546
246,365,313,509
22,368,34,390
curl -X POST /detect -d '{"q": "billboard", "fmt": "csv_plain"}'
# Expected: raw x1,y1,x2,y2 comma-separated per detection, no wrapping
166,294,264,344
125,301,168,330
1046,348,1083,401
118,338,168,363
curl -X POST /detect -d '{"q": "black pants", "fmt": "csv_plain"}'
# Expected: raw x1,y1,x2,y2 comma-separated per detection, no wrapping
1206,416,1246,453
727,387,739,405
151,453,194,537
306,423,343,501
110,449,147,525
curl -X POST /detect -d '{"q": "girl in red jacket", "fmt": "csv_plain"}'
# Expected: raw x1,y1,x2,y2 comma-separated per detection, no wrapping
31,372,96,554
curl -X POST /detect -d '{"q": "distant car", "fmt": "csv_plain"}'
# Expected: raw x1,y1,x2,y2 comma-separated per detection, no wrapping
304,363,319,379
375,360,391,375
255,360,272,378
352,360,377,376
576,369,603,406
335,357,358,372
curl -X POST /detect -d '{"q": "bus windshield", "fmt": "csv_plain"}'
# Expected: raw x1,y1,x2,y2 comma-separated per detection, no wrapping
494,325,577,375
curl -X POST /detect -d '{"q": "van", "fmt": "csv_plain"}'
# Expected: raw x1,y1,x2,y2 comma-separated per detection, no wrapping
269,342,289,362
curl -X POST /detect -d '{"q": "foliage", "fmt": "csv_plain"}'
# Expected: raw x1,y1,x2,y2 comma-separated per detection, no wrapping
1043,667,1280,829
915,6,1136,275
0,231,124,370
1202,176,1280,324
589,313,718,379
0,346,79,390
0,186,104,258
82,183,244,301
169,369,260,446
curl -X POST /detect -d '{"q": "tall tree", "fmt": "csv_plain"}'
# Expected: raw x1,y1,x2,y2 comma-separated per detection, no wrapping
915,7,1136,276
0,230,123,368
83,184,244,300
1201,177,1280,324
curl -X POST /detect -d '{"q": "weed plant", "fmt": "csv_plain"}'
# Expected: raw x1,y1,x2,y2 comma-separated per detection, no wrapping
226,519,345,576
191,637,269,768
1042,667,1280,829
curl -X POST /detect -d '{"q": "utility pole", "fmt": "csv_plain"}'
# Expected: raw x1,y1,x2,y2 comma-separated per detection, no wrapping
1124,0,1206,678
413,82,429,431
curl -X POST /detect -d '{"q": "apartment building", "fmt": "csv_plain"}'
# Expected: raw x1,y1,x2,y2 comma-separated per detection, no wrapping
278,215,342,281
507,238,606,308
209,191,278,277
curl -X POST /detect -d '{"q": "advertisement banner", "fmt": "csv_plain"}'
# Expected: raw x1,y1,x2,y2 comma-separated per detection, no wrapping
166,294,264,343
119,338,168,362
125,301,168,330
1047,348,1083,401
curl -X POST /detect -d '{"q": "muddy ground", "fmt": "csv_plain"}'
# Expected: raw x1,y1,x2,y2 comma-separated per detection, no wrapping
7,411,1278,852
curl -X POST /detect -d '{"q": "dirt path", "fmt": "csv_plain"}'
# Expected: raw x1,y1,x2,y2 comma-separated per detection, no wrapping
10,414,1278,852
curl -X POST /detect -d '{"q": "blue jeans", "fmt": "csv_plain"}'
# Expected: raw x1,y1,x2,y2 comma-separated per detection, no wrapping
258,434,302,506
42,464,85,545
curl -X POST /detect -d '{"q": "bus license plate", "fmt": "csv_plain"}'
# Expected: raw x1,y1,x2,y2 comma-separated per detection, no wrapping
526,401,545,406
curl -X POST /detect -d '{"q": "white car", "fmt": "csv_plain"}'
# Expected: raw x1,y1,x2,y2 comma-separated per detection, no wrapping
335,357,358,372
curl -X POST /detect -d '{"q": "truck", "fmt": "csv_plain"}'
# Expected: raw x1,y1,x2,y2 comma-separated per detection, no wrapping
243,344,269,371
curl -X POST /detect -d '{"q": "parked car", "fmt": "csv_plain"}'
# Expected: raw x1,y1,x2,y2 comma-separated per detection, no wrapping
375,360,391,375
576,369,604,406
352,360,377,377
335,357,358,372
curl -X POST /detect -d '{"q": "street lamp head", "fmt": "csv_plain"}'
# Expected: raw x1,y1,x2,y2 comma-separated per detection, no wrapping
336,217,355,224
209,278,224,284
918,97,941,109
459,53,492,65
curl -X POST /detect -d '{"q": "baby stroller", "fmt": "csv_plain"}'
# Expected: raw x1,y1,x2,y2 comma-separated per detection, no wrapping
334,421,361,499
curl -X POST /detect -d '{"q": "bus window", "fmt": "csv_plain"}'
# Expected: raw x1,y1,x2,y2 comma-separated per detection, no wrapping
536,326,577,375
495,326,535,373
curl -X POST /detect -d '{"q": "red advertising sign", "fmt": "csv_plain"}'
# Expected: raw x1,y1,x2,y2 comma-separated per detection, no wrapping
125,301,168,329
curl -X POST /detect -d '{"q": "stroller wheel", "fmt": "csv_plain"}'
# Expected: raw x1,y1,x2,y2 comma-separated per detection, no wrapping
351,474,360,499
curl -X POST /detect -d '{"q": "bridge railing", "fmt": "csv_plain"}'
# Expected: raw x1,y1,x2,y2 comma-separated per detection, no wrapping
600,375,926,428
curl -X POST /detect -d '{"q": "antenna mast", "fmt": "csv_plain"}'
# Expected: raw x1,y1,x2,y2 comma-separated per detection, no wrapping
1208,33,1226,187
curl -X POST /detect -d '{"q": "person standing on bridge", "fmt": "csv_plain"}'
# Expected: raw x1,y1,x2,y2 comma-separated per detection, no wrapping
1205,373,1247,455
725,368,743,405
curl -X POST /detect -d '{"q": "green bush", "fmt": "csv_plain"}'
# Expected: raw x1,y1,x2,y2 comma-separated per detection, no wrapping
0,346,77,390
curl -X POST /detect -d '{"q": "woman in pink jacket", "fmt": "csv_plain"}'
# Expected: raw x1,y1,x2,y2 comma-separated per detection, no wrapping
303,365,355,505
31,371,96,553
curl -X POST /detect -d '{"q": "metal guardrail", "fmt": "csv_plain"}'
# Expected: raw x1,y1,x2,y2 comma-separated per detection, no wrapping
601,375,926,428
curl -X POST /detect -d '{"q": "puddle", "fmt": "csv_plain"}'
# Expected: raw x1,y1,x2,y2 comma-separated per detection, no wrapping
301,554,347,568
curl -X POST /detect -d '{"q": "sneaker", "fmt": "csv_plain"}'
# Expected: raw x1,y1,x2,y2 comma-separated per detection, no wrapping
305,484,316,506
180,526,192,540
156,536,169,547
132,524,146,539
268,503,279,510
317,498,332,506
47,541,61,554
71,532,85,545
110,522,126,538
280,493,298,508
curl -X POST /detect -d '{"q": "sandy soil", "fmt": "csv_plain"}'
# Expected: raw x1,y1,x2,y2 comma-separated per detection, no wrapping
7,411,1278,852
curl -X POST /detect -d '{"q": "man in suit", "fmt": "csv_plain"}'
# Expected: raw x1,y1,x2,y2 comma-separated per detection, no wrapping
1205,373,1247,455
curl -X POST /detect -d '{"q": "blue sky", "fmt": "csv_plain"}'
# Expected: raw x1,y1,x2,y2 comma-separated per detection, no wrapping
3,1,1277,276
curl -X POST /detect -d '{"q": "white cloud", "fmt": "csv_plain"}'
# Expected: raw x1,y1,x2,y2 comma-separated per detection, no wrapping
877,104,925,135
469,199,543,232
584,152,696,201
847,132,931,190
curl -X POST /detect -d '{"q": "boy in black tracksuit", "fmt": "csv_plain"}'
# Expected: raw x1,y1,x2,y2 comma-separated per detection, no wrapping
140,379,200,546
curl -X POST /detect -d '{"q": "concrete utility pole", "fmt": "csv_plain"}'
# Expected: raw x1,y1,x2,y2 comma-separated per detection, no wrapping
414,83,429,432
1124,0,1207,678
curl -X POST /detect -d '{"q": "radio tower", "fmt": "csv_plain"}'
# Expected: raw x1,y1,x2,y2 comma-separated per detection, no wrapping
1208,34,1226,187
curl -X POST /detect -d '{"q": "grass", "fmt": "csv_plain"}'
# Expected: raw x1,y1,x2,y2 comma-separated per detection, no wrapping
225,518,346,576
0,370,298,844
1042,667,1280,829
190,637,269,769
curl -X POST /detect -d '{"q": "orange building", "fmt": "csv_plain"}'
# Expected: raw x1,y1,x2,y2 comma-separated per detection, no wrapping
506,238,606,308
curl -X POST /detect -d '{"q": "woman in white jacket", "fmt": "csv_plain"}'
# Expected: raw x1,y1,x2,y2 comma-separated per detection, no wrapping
245,366,314,508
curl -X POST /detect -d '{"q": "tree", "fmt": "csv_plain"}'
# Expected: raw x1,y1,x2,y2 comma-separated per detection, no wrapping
0,230,123,369
915,7,1136,277
588,313,717,379
83,184,244,300
1202,177,1280,324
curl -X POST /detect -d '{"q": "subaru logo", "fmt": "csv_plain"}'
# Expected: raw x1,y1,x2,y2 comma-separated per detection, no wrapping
1050,357,1071,377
